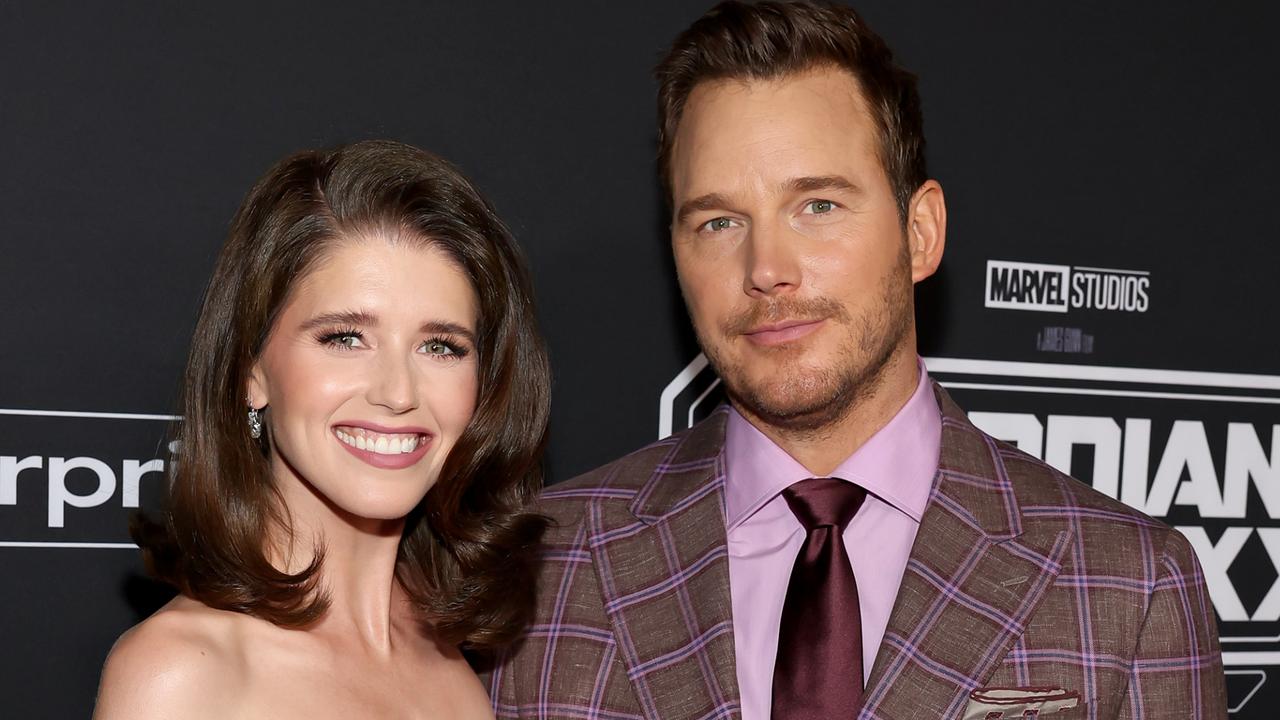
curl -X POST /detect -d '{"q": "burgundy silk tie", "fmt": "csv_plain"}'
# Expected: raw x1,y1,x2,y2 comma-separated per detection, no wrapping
771,477,868,719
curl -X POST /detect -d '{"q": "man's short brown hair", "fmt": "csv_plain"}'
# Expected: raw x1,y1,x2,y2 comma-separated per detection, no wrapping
656,0,927,222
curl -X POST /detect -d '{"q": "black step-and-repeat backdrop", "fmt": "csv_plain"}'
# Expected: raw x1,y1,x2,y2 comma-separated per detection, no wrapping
2,2,1276,716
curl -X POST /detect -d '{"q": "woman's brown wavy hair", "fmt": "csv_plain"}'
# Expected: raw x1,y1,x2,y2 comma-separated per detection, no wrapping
133,140,550,652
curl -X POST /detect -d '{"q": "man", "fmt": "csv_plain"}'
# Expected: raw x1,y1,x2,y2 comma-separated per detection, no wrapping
490,1,1226,718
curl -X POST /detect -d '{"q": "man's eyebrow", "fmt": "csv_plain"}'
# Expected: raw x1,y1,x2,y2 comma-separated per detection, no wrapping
300,310,377,331
783,175,863,195
675,177,863,225
421,320,475,342
675,192,735,225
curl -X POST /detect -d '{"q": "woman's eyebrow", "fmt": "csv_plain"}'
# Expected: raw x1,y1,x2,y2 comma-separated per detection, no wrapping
299,311,475,341
421,320,475,342
299,309,377,331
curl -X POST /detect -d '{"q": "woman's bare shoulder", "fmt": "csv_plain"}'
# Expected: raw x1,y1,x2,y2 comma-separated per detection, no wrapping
93,596,251,720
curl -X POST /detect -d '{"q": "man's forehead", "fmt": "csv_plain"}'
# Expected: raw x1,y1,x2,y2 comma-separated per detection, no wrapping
670,67,882,202
679,66,874,131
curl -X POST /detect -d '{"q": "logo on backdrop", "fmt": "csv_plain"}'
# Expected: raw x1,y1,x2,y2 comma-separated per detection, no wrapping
0,410,174,546
661,354,1279,711
984,259,1150,313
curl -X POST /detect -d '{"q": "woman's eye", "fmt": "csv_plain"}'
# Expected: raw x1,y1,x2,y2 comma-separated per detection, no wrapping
322,332,365,349
422,340,456,356
804,199,836,214
701,217,735,233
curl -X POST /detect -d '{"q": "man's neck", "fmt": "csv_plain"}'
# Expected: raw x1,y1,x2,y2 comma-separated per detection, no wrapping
736,350,921,476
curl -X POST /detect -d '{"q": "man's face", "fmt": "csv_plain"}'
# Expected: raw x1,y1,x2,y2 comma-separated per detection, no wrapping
669,66,924,433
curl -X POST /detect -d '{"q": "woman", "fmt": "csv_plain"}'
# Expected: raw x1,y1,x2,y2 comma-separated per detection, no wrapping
94,140,550,719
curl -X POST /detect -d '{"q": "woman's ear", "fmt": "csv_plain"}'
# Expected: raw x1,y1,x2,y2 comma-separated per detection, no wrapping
246,361,269,409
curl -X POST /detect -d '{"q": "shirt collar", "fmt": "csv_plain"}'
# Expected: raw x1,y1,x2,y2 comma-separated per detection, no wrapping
723,358,941,530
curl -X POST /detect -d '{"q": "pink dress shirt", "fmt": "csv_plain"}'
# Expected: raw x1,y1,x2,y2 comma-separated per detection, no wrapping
723,362,942,718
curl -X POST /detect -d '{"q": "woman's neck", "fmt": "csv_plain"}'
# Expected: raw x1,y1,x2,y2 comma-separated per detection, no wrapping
270,464,412,654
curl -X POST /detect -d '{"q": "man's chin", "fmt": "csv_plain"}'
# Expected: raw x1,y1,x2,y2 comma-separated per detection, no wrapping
736,397,849,435
727,376,849,431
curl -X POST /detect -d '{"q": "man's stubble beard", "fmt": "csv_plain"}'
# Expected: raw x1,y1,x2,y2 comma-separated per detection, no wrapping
695,242,915,442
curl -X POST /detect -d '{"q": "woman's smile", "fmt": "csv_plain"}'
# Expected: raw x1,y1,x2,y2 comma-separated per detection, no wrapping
332,424,433,469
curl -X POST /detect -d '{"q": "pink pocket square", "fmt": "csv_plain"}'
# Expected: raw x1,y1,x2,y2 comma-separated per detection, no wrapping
961,686,1081,719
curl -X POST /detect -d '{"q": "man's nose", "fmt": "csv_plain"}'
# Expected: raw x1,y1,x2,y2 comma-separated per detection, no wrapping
743,220,802,297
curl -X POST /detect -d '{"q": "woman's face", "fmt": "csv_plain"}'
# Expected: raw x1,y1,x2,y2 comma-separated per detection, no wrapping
248,236,479,522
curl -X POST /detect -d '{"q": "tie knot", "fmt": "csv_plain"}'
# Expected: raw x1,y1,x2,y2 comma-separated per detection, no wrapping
782,478,866,531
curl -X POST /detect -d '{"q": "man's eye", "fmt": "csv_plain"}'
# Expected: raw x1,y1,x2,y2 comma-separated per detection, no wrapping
701,217,735,232
804,200,836,214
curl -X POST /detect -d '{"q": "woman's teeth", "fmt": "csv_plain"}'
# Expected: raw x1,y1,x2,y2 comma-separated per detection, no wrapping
335,428,421,455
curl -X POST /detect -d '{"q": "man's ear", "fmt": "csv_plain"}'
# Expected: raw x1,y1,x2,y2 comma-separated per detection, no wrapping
907,179,947,284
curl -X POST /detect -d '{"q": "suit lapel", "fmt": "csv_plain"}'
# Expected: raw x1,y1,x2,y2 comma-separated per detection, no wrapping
582,386,1067,719
862,385,1073,718
588,410,741,720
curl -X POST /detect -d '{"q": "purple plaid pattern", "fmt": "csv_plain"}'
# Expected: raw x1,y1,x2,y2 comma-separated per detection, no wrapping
489,385,1226,719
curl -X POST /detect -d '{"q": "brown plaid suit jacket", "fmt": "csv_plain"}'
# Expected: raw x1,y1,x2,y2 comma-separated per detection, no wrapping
489,385,1226,718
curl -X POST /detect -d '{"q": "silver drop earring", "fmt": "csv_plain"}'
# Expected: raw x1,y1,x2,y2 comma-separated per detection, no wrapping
248,405,263,439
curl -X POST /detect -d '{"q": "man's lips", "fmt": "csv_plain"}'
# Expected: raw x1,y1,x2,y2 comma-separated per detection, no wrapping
742,318,825,346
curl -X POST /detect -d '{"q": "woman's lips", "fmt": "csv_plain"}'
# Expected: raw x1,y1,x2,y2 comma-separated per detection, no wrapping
332,424,433,470
743,318,824,346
